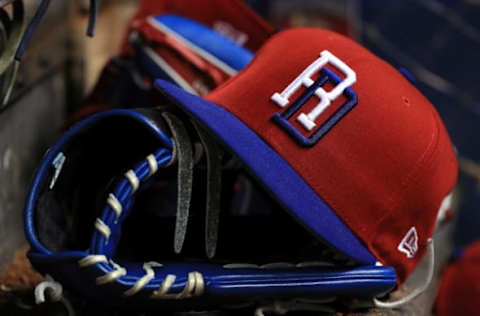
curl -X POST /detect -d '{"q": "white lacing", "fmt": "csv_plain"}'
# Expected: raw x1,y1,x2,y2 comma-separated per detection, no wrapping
86,154,161,291
152,274,176,297
107,193,122,220
94,218,111,241
125,170,140,194
123,262,163,297
78,254,108,267
34,275,75,316
78,254,202,298
146,154,159,177
151,272,205,299
95,260,127,285
94,152,162,244
79,254,204,299
34,275,63,304
81,150,205,299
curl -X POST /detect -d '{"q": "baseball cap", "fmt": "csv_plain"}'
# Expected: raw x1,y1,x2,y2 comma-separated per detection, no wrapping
155,28,458,283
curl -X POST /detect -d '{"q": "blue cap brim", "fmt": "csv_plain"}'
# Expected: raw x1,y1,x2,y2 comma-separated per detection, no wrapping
155,79,377,265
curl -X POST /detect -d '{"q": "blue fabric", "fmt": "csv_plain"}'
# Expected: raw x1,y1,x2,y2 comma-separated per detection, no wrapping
86,0,98,37
153,14,254,71
155,79,377,265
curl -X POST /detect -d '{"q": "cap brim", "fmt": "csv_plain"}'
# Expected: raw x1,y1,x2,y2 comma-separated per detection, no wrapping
155,80,377,265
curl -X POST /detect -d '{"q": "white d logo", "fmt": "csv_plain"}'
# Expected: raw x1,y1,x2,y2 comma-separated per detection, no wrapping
271,50,356,131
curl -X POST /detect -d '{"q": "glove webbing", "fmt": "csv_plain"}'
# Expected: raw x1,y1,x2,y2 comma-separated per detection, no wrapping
162,112,194,255
194,123,223,259
89,111,223,259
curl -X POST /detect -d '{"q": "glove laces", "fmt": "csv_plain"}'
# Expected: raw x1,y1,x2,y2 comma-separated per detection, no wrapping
34,274,76,316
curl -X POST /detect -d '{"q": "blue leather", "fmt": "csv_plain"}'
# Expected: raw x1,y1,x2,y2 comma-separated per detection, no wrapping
25,107,396,309
152,14,254,72
29,251,396,306
24,109,173,255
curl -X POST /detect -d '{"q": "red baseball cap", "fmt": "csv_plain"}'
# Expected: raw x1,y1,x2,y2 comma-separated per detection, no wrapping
155,28,458,283
436,241,480,316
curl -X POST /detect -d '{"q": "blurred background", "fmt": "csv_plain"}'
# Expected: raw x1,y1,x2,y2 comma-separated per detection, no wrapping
0,0,478,314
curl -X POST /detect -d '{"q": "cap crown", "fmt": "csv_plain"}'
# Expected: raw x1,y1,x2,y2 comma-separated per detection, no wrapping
206,28,457,281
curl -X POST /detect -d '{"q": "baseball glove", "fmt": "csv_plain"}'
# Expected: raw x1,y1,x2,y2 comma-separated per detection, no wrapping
25,107,396,314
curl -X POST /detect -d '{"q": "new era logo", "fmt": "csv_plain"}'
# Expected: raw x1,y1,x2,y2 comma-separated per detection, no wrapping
270,50,357,147
398,227,419,258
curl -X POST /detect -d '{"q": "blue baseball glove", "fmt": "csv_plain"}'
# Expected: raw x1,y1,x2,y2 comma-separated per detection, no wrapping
25,108,396,314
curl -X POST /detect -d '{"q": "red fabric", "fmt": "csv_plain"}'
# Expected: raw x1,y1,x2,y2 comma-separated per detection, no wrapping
71,0,273,123
156,31,226,86
136,20,229,91
436,241,480,316
120,0,274,56
206,28,458,283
